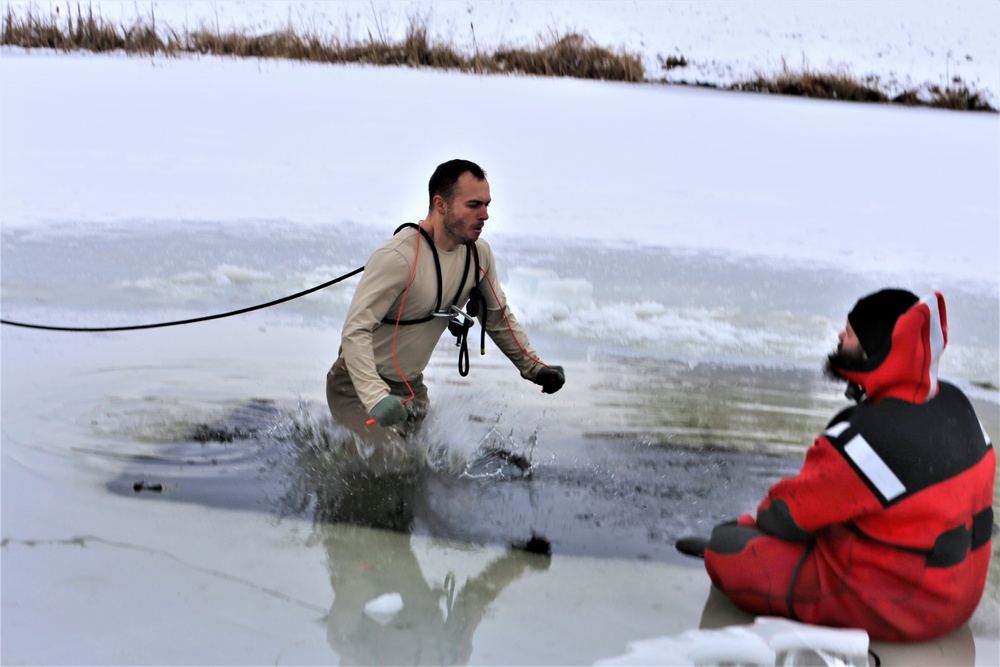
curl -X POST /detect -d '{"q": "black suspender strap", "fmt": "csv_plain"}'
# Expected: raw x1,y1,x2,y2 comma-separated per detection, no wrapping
381,223,442,325
470,244,487,356
449,244,483,377
450,243,472,313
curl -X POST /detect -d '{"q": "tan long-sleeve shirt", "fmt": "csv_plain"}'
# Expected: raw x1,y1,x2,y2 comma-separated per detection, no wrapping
340,226,542,411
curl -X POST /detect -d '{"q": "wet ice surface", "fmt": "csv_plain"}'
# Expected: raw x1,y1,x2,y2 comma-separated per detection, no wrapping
4,317,995,665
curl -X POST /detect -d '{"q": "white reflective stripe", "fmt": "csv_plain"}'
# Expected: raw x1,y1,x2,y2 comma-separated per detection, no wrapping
981,420,993,447
824,421,850,438
844,434,906,501
921,293,944,400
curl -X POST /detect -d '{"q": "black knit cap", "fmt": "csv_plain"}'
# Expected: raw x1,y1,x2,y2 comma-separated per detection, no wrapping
848,288,919,357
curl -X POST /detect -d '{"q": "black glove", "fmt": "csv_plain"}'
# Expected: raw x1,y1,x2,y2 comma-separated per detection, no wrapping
533,365,565,394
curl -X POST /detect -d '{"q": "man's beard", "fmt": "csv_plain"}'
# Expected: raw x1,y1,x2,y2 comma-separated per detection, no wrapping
441,209,475,245
824,344,867,382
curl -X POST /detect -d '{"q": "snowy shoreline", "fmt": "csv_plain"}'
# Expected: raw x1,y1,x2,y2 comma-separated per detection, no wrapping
3,0,998,101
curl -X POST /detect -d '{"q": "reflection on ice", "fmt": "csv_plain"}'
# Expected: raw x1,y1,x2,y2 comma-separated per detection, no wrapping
322,523,550,666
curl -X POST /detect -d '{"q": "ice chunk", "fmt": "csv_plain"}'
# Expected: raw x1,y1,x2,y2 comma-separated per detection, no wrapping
503,267,595,322
363,593,404,624
756,617,868,666
596,617,869,667
596,626,773,666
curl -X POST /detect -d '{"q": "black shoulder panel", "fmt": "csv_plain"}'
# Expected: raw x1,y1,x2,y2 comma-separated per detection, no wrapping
821,382,992,506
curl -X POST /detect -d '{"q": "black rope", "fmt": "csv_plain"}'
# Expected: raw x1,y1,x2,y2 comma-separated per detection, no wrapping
0,266,365,332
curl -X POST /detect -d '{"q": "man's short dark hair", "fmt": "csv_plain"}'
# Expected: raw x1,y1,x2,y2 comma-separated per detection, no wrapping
429,159,487,209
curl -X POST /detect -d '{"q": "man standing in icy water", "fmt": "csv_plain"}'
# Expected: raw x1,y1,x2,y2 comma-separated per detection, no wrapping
692,289,995,641
326,159,564,454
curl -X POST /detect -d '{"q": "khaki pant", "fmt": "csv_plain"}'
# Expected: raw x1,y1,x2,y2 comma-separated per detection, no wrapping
326,356,430,455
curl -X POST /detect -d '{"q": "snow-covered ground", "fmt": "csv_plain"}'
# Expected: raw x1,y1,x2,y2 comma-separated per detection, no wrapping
2,1,998,665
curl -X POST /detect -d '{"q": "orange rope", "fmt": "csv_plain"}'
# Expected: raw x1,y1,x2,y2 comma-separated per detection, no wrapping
366,224,422,425
390,224,423,406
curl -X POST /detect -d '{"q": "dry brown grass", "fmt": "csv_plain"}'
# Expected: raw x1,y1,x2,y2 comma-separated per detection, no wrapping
2,6,643,82
736,67,888,103
183,20,470,69
3,4,180,54
492,33,644,82
2,5,994,111
921,83,994,112
733,62,994,111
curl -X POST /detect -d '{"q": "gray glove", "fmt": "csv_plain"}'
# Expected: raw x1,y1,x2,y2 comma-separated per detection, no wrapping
369,395,409,427
533,365,565,394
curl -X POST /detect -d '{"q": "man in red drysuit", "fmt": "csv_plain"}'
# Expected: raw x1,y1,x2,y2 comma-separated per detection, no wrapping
701,289,995,641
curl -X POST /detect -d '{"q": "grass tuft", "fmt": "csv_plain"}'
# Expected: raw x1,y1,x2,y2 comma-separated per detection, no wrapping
659,54,689,71
493,32,644,82
923,83,995,112
736,65,888,103
2,3,179,54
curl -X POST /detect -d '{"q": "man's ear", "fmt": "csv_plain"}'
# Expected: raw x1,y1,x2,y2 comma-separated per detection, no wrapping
432,194,448,214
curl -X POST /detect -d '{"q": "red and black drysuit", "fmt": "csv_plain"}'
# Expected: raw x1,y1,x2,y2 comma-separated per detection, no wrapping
704,292,995,641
